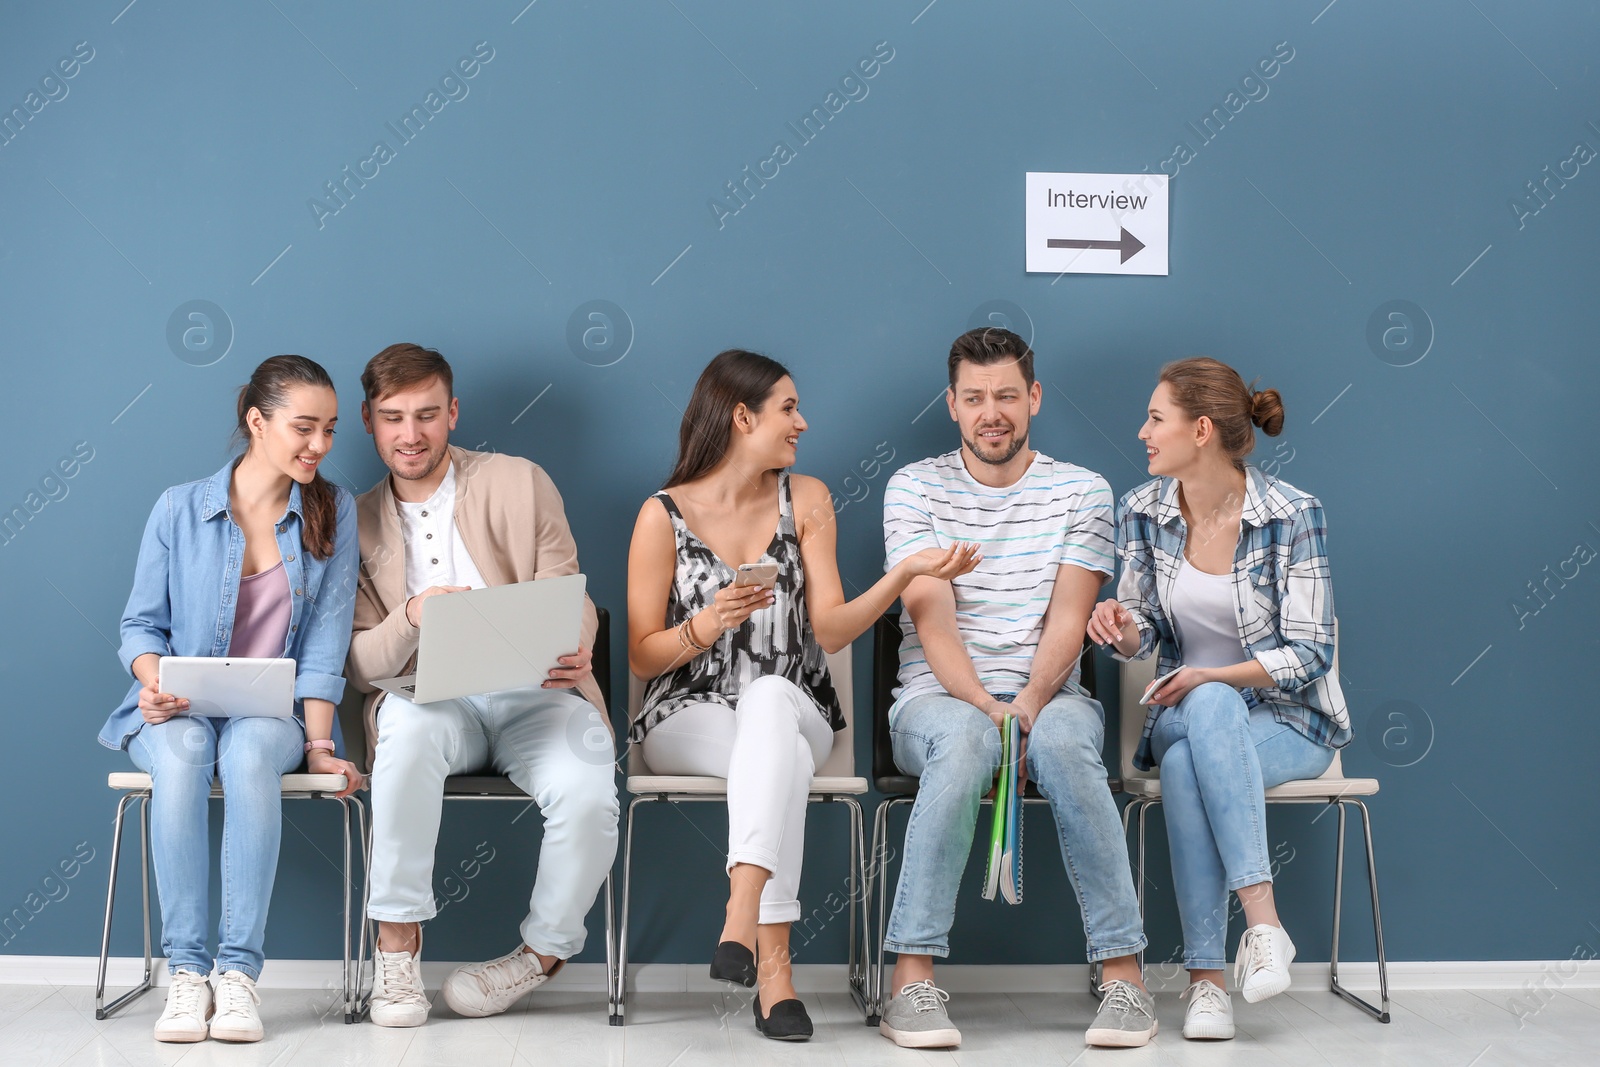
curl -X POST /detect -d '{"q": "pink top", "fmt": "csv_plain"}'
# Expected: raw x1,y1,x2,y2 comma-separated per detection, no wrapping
228,560,292,658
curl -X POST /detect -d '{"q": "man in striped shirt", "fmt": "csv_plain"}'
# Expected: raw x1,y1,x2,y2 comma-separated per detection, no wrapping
875,329,1153,1051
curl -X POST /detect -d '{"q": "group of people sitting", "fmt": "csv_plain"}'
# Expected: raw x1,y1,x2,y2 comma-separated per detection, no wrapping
100,328,1347,1050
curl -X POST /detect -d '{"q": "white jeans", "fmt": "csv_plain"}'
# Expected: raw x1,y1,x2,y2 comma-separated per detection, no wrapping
367,686,619,958
640,675,834,925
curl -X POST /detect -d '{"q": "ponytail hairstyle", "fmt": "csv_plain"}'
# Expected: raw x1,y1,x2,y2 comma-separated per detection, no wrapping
234,355,339,559
1157,357,1284,470
663,349,792,489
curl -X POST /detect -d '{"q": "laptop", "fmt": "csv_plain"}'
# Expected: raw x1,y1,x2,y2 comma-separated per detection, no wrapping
372,573,588,705
159,657,297,718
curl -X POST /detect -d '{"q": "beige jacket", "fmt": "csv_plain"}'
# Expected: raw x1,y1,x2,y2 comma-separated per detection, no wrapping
346,445,603,769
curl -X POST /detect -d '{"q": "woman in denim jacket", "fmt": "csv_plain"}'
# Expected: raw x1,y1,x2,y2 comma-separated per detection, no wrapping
1088,358,1350,1042
98,356,362,1044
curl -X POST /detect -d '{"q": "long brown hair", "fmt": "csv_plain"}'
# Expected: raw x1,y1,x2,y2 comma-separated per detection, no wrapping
662,349,791,489
235,355,339,559
1158,356,1284,469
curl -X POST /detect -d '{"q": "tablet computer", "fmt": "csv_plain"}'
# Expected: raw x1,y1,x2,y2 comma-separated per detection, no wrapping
158,657,297,718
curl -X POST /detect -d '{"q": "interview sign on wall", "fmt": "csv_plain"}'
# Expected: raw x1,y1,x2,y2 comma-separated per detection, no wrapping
1025,172,1169,276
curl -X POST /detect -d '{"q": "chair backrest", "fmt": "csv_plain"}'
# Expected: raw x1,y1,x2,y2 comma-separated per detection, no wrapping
871,612,1098,782
337,606,613,771
626,646,855,778
592,607,613,713
1116,617,1344,782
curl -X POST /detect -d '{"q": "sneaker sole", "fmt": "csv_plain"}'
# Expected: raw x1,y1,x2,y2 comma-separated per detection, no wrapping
1085,1020,1158,1048
1240,973,1292,1004
879,1020,961,1048
153,1028,208,1043
1183,1021,1236,1040
209,1025,264,1042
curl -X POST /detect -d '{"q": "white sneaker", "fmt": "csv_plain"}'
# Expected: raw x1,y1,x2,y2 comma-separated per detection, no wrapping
370,945,430,1027
1236,923,1296,1003
1181,979,1235,1040
442,947,559,1018
209,971,264,1042
153,970,212,1043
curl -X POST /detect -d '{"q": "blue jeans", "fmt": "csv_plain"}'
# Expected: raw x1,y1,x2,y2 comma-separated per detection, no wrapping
884,689,1146,962
128,715,305,980
1149,682,1335,970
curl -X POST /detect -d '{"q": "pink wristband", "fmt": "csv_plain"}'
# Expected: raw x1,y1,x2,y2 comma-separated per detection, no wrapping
304,739,336,754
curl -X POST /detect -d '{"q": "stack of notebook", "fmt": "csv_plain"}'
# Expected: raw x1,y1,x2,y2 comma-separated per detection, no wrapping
981,713,1024,905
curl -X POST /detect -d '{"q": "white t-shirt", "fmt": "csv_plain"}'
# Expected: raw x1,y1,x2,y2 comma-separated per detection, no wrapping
1168,560,1250,670
395,461,487,599
883,450,1116,704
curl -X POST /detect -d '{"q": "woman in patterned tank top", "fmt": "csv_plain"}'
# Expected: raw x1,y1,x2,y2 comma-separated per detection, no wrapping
627,349,979,1041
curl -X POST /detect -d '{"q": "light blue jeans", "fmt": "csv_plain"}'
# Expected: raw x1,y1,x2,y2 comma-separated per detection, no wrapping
128,715,306,980
884,689,1147,961
368,687,619,958
1149,682,1335,970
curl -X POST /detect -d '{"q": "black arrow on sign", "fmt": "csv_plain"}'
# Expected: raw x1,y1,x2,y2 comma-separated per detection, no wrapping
1047,227,1146,264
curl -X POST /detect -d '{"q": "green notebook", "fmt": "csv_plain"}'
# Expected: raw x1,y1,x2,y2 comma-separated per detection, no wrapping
981,714,1024,905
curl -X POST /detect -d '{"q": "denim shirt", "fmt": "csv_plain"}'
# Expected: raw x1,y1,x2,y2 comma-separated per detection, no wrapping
99,461,359,751
1112,466,1351,772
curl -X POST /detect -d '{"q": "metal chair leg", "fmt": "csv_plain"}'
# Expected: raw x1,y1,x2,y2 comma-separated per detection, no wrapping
347,795,373,1023
610,795,646,1026
337,796,354,1022
1134,799,1155,974
869,798,890,1022
1329,800,1391,1022
604,871,617,1022
842,797,872,1021
96,792,156,1020
868,796,912,1024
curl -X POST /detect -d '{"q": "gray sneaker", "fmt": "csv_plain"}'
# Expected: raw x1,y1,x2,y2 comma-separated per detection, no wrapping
878,979,961,1049
1086,979,1158,1047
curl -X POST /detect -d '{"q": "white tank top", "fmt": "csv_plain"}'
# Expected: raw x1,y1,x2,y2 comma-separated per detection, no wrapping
1169,560,1250,669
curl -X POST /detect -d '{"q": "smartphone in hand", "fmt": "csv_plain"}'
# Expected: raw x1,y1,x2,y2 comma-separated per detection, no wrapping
734,561,779,591
1140,667,1186,706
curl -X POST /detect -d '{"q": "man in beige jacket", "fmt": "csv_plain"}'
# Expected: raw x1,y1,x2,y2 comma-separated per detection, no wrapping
346,343,618,1026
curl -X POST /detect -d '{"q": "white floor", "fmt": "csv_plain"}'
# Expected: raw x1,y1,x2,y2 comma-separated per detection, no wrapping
0,982,1591,1066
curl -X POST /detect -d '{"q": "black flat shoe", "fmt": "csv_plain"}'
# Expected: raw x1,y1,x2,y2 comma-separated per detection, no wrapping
709,940,756,987
753,991,813,1041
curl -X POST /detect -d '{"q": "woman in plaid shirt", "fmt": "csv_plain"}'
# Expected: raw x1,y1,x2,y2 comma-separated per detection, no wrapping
1087,357,1350,1042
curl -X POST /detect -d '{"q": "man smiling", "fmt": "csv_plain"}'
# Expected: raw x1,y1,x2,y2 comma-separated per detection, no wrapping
875,328,1154,1049
346,343,618,1027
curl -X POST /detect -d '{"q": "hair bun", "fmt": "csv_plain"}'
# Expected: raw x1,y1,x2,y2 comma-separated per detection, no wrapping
1249,388,1285,436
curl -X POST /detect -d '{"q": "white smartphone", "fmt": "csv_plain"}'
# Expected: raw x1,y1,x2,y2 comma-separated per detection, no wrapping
1140,667,1187,706
734,561,779,590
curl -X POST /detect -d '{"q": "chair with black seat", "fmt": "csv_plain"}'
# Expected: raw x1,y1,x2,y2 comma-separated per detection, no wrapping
864,612,1110,1023
341,607,619,1023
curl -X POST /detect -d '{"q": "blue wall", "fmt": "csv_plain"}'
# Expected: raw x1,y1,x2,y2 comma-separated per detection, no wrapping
3,0,1597,970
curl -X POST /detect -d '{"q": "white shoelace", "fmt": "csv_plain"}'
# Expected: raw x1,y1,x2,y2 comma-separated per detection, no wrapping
1234,927,1273,988
1096,980,1150,1019
164,973,207,1018
378,952,427,1005
213,974,259,1020
1183,979,1229,1015
900,979,950,1015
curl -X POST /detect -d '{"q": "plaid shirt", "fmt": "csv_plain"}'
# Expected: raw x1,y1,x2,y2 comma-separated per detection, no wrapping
1113,466,1351,772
